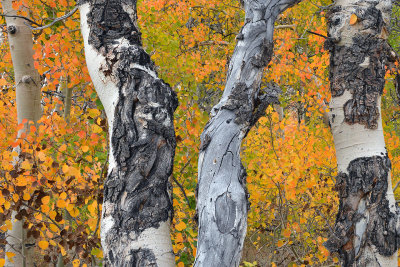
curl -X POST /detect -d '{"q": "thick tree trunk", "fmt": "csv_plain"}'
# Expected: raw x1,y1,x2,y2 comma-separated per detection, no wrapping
324,0,400,266
1,0,41,266
194,1,300,266
79,1,177,266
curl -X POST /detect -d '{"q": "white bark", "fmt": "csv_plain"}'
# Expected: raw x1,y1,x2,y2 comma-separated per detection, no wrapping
79,1,177,265
324,0,400,265
1,0,41,266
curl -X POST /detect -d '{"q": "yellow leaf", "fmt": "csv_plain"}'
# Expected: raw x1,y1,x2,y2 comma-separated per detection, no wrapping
12,194,19,203
41,205,50,213
37,151,46,161
176,233,184,243
5,252,15,259
59,144,67,152
4,201,10,210
0,258,5,267
175,221,186,231
23,193,31,201
62,164,69,174
81,146,89,152
349,14,358,25
277,240,285,247
21,160,31,170
60,192,67,200
38,240,49,250
88,201,97,215
91,124,103,134
72,259,80,267
42,196,50,205
49,210,57,220
60,245,67,256
16,177,27,187
49,224,58,232
283,228,291,238
57,199,66,208
70,208,79,217
88,218,97,231
88,108,100,117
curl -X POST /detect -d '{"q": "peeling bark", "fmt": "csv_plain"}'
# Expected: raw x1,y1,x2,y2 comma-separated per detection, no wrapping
79,1,177,266
194,1,300,266
325,0,400,266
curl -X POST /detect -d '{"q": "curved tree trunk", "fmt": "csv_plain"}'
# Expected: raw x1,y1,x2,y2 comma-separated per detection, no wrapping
194,0,300,266
324,0,400,266
1,0,41,266
79,1,177,266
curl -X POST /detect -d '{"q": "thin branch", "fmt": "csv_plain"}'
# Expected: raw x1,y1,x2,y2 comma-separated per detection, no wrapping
275,24,296,30
29,6,78,31
172,157,193,208
0,14,41,26
393,179,400,192
306,30,327,39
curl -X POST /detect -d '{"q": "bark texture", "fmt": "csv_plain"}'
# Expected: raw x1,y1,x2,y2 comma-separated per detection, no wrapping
1,0,42,266
79,1,177,266
194,1,300,266
324,0,400,266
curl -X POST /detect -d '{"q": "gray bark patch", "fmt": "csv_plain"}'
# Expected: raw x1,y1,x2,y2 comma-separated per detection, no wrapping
195,0,301,266
215,192,237,233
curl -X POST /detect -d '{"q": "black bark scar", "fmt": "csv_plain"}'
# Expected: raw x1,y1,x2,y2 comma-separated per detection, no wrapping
82,0,178,265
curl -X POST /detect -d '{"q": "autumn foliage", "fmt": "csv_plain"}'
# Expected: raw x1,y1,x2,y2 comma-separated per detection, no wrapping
0,0,399,266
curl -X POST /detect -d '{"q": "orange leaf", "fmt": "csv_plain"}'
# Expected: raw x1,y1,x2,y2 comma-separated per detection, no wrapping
41,196,50,205
38,240,49,250
349,14,358,25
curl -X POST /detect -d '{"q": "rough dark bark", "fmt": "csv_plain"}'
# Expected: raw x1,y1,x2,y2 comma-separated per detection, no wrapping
324,0,400,266
194,1,300,266
80,0,177,265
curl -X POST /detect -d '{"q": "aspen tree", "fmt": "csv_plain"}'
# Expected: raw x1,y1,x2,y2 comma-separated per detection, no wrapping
1,0,41,266
79,0,178,265
194,0,301,266
324,0,400,265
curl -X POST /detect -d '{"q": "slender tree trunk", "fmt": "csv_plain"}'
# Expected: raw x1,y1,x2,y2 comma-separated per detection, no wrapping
1,0,41,266
324,1,400,266
79,1,178,265
194,1,300,266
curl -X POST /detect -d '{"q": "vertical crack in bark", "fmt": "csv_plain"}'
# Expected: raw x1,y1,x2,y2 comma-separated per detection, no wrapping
81,0,177,265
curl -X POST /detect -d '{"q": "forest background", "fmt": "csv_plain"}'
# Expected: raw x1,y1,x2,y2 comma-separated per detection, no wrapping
0,0,399,266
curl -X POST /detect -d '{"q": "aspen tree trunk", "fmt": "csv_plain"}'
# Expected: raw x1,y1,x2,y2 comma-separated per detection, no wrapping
324,0,400,266
79,1,177,265
1,0,41,266
194,0,300,266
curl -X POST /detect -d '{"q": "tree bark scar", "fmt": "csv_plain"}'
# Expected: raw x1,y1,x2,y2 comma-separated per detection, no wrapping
327,5,390,129
107,248,157,266
325,156,400,266
82,0,178,265
215,192,237,233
